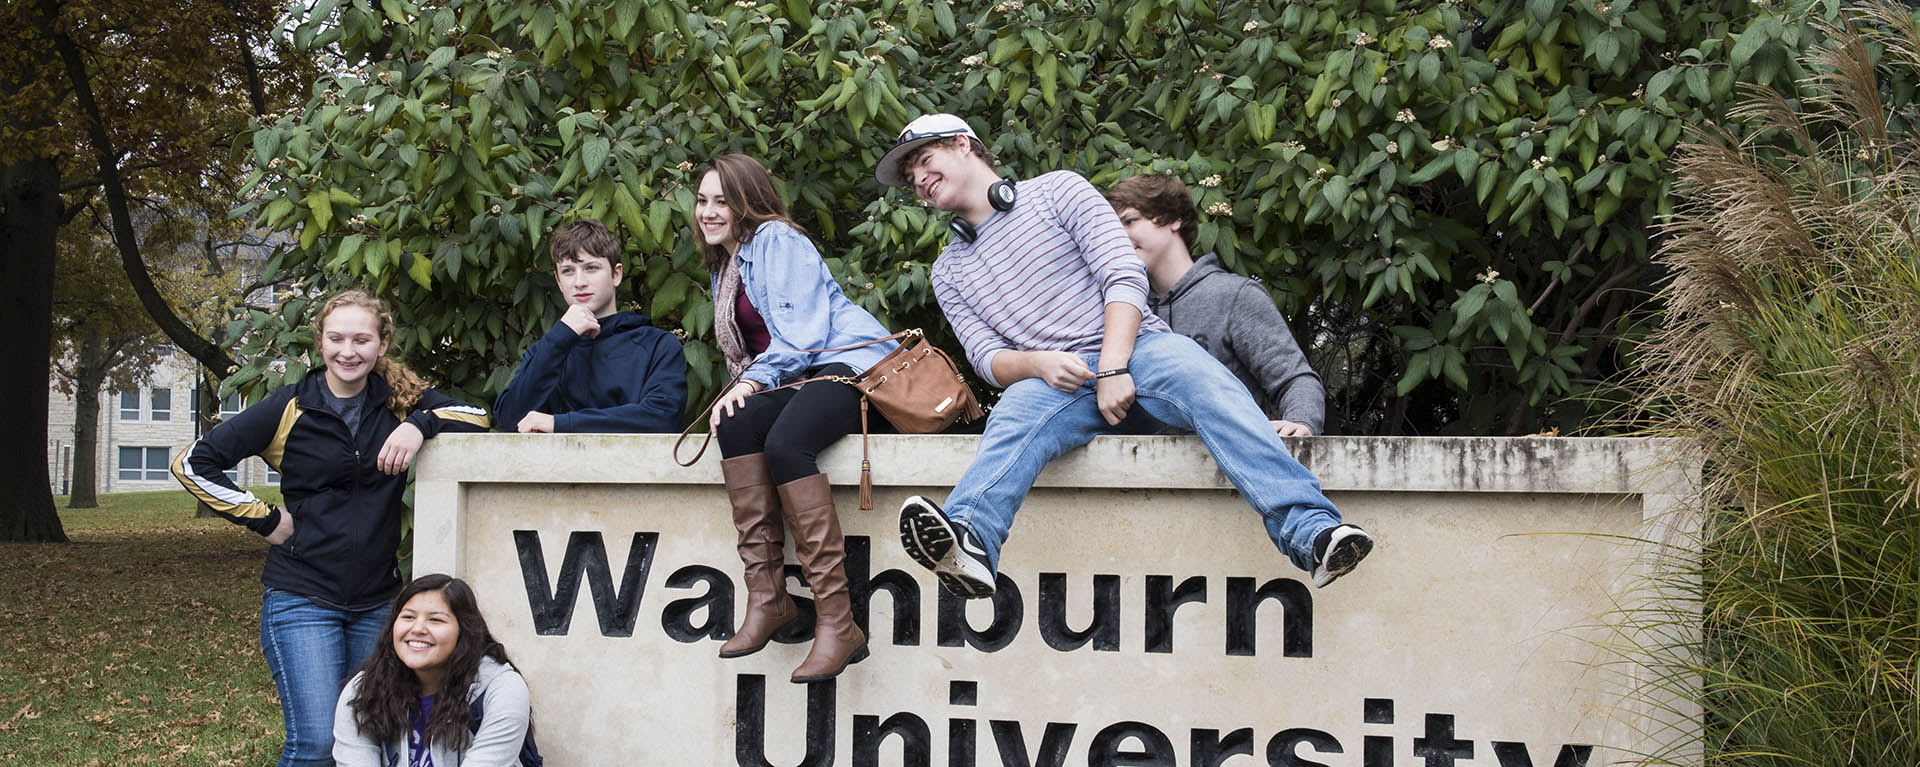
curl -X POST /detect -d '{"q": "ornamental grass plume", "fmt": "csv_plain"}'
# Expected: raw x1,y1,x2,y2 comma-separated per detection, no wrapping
1623,3,1920,765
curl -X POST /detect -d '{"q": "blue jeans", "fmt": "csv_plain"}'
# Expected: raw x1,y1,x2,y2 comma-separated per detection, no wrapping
946,332,1341,572
259,588,387,767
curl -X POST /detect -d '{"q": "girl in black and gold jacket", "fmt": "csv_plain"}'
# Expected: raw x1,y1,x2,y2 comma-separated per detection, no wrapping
172,290,488,767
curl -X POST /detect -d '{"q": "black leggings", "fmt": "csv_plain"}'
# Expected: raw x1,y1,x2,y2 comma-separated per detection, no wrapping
715,364,892,484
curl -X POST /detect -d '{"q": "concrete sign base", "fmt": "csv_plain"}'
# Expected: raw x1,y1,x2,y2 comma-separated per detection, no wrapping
414,435,1697,766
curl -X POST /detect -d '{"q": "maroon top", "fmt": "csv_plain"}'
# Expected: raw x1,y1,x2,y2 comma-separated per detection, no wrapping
736,284,771,356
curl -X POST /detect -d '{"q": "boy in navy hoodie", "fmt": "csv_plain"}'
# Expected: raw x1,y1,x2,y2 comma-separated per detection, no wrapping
495,220,687,432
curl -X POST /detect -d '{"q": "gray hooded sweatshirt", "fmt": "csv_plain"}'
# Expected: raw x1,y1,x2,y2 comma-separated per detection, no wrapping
1147,253,1326,434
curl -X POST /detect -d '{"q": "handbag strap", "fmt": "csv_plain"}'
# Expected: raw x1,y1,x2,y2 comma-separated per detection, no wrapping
674,369,865,466
673,369,748,467
673,329,926,466
672,328,928,468
785,327,922,356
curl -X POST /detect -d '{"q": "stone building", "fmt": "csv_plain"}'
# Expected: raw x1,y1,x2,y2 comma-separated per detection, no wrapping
47,351,278,496
46,221,289,499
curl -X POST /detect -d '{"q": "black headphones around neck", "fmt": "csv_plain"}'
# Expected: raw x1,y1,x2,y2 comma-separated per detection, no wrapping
949,177,1018,244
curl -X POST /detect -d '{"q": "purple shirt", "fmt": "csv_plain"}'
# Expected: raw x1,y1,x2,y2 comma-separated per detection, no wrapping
735,282,771,357
408,694,436,767
930,170,1169,387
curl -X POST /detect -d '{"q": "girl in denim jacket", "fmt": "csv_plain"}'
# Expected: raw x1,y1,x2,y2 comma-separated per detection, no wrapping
697,154,897,683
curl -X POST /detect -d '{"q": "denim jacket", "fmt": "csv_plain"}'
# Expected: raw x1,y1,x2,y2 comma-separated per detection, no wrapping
715,220,897,388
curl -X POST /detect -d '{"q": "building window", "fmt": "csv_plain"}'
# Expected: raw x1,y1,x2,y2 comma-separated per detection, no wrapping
221,393,243,418
150,388,171,422
117,447,171,481
119,390,140,421
265,467,282,485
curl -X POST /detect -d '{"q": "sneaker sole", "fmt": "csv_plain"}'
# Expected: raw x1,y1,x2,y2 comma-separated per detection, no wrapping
898,497,955,571
898,497,995,599
1314,530,1374,588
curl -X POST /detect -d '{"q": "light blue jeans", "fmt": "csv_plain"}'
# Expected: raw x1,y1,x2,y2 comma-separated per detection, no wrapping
945,332,1341,573
259,588,387,767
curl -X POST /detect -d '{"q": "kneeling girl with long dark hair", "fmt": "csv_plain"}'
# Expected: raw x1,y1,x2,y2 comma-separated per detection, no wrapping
334,574,533,766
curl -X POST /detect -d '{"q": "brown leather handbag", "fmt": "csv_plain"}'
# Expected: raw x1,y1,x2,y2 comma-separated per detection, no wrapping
676,328,985,508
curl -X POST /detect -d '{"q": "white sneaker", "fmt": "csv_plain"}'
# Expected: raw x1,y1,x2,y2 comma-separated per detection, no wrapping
898,495,996,598
1311,524,1373,588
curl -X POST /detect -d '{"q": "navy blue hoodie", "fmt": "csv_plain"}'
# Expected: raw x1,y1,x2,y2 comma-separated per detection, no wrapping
493,310,687,433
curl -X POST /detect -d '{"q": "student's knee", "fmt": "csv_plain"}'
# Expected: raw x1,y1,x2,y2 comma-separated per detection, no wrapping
714,408,744,439
1136,336,1241,392
714,405,769,455
763,441,821,484
714,406,749,436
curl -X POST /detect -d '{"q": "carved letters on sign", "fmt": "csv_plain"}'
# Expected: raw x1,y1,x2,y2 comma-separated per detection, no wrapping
512,530,1312,656
732,677,1596,767
414,436,1691,765
513,530,655,637
512,529,1596,767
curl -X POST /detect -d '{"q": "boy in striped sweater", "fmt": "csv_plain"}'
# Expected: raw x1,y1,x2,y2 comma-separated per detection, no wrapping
874,114,1373,598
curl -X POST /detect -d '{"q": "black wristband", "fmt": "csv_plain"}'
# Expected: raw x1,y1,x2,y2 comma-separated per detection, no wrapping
1095,367,1131,379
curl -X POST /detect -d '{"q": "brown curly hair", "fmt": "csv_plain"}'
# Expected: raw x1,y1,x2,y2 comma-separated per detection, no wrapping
1106,173,1199,249
312,290,427,417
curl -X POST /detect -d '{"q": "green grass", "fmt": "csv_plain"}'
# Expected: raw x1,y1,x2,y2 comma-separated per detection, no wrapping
56,487,285,532
0,489,287,765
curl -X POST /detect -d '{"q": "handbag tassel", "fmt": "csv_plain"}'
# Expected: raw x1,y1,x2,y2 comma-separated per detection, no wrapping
858,397,874,510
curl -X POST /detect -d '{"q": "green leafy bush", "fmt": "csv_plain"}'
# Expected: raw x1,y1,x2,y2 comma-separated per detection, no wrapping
235,0,1862,434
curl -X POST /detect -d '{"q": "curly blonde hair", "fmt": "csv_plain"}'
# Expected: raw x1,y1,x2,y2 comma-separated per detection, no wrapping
312,290,427,418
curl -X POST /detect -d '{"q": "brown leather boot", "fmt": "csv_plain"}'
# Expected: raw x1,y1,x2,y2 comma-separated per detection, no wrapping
718,454,800,658
777,473,870,683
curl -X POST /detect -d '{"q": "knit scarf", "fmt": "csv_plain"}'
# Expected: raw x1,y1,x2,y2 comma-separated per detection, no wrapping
712,254,751,377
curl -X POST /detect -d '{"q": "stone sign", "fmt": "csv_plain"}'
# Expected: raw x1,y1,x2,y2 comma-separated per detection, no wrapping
414,435,1696,766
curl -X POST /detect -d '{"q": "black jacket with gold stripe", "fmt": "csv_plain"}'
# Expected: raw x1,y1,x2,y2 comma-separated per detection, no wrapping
172,369,489,609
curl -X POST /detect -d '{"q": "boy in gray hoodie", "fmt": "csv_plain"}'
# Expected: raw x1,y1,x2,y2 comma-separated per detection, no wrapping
1108,173,1327,436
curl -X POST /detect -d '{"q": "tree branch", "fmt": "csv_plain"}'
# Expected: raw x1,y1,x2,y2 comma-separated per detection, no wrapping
1579,289,1632,378
1557,260,1644,347
42,0,239,379
206,238,273,251
60,190,96,225
239,276,290,296
1527,242,1588,315
239,37,269,116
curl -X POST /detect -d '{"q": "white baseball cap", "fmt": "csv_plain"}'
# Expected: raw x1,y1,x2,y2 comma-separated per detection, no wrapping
875,113,981,188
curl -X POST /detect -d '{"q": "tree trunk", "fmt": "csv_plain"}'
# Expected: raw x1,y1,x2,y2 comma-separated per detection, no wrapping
194,375,219,518
67,331,106,509
1,155,71,543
